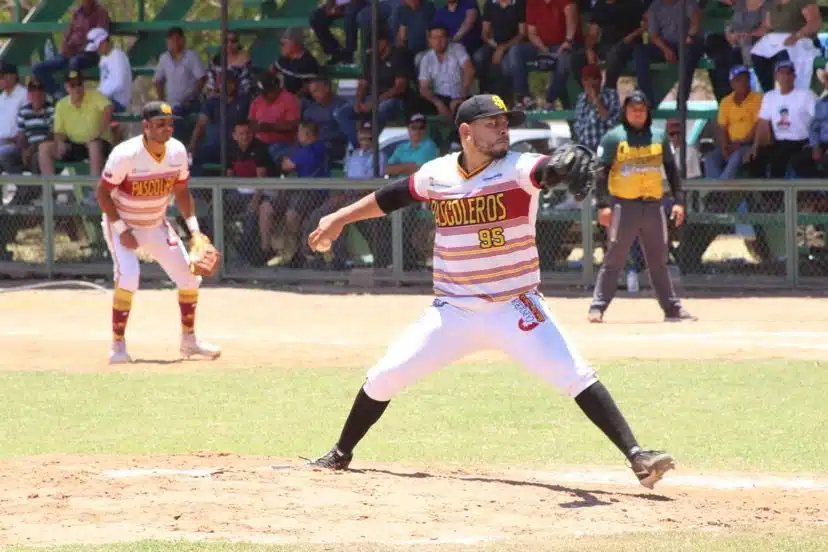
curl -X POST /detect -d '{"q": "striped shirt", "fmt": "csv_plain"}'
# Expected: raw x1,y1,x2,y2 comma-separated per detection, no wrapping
100,135,190,228
409,151,546,309
16,101,55,145
418,43,469,99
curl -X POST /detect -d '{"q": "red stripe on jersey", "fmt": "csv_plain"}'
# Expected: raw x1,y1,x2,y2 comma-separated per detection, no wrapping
529,155,547,189
431,187,531,229
429,180,520,200
436,216,529,236
119,174,179,198
409,174,427,201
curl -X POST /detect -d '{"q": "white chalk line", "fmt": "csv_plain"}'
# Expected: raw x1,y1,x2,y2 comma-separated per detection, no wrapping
3,328,828,352
168,532,505,546
534,469,828,490
103,465,828,491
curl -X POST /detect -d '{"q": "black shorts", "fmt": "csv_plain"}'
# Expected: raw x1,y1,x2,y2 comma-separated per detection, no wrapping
60,139,112,162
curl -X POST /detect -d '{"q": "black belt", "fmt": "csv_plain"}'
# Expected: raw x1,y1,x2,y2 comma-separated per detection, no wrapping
614,196,662,202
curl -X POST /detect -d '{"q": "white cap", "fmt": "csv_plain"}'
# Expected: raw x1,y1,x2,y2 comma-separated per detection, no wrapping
85,27,109,52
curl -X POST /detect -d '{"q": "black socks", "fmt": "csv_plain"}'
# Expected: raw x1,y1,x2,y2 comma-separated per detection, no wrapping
334,381,638,460
575,381,640,459
335,387,390,455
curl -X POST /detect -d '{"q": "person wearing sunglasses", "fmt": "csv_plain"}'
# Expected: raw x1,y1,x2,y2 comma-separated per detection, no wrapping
206,32,252,97
37,70,113,178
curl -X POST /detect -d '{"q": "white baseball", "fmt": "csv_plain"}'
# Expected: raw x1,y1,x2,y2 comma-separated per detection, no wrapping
315,238,332,252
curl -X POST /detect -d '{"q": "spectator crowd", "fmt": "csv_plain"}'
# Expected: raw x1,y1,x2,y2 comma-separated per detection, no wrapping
1,0,828,269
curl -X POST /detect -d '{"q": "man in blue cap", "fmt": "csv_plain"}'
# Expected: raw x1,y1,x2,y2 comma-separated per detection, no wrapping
704,65,763,180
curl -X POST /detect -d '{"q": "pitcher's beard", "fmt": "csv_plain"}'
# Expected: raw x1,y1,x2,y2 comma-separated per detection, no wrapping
473,138,509,159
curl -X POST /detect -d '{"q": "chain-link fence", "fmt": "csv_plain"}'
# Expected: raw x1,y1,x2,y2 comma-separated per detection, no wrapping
797,186,828,284
2,176,827,288
674,184,788,284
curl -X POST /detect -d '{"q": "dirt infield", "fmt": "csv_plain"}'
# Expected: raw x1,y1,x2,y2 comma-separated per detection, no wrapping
1,288,827,547
1,288,827,373
2,454,827,548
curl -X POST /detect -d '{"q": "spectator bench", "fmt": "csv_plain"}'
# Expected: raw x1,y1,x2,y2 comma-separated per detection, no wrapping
0,19,318,36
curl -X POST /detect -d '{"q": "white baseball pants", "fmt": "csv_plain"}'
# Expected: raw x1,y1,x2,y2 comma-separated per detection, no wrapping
102,216,201,292
363,292,598,402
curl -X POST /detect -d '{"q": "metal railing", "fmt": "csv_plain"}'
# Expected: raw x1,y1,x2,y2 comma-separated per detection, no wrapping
1,175,826,289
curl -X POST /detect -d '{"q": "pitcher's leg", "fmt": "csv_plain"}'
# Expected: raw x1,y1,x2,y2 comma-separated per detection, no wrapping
496,293,675,489
589,200,641,318
497,292,597,396
309,302,479,469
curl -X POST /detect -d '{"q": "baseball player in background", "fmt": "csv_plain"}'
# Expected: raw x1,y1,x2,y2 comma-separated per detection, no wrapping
95,101,221,364
588,91,697,323
306,95,675,489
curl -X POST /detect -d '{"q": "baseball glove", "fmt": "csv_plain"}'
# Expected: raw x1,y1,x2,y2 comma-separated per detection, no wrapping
546,142,599,201
188,232,220,277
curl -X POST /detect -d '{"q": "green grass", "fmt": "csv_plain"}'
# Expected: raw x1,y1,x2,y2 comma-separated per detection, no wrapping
1,360,826,473
6,531,828,552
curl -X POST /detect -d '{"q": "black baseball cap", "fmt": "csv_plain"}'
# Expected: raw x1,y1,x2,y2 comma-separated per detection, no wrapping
0,62,17,76
27,78,45,91
142,100,180,120
257,72,280,92
454,94,525,127
65,70,84,84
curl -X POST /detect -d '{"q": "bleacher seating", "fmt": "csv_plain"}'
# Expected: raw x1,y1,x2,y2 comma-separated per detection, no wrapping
2,0,826,125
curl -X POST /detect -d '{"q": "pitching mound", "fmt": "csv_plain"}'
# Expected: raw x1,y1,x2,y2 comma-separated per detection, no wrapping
2,454,826,547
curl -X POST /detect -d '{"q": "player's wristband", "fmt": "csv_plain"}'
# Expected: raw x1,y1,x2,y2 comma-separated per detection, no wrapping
186,216,200,234
112,220,129,235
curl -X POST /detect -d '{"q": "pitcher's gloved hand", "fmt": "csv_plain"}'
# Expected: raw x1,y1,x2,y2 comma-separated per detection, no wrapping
543,143,598,202
188,232,220,277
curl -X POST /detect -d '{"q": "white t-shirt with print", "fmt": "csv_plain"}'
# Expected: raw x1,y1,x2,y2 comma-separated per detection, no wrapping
758,88,818,141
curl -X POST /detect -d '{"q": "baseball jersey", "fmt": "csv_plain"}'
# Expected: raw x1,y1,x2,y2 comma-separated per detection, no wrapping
100,135,190,228
409,151,547,308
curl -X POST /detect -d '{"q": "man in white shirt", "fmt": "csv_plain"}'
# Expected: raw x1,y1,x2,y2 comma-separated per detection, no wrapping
86,27,132,112
0,64,28,174
748,59,818,180
418,25,475,120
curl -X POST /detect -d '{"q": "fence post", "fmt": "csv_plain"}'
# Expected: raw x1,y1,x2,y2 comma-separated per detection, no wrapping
580,197,594,286
391,208,403,285
785,184,797,288
212,181,225,280
43,180,54,278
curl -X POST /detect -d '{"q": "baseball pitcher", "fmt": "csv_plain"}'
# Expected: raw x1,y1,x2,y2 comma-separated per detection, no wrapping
95,101,221,364
306,94,675,489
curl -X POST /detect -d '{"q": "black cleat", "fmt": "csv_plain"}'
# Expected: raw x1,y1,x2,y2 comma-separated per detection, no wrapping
307,447,353,471
629,449,676,489
664,307,697,322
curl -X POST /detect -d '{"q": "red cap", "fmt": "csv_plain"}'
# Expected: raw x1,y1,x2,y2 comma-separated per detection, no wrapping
581,64,602,81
